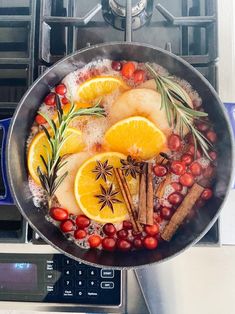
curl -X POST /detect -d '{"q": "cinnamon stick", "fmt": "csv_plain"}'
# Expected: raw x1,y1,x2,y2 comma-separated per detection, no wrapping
114,168,142,232
146,163,154,225
155,152,169,165
155,174,171,199
161,183,204,241
138,163,147,224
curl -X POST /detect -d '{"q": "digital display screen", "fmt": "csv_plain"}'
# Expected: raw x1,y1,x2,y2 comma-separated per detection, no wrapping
0,263,37,291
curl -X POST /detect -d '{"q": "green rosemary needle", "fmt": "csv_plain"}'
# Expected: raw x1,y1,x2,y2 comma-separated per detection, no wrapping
37,95,106,203
145,63,213,159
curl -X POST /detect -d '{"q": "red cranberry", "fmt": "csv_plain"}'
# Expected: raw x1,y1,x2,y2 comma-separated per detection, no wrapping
196,198,206,208
144,224,159,236
50,207,68,221
189,162,202,176
88,235,102,248
171,161,186,175
102,237,116,251
117,229,128,239
133,238,143,249
55,83,67,95
75,215,90,229
185,133,194,144
117,239,132,251
201,188,213,200
44,92,56,106
60,219,74,233
192,98,202,108
196,122,210,132
143,236,158,250
160,207,172,220
181,153,193,165
61,96,69,105
187,144,202,159
74,229,87,239
153,202,161,212
209,151,217,161
35,114,46,125
168,134,182,151
171,182,183,192
122,220,133,230
121,62,136,79
179,173,194,187
206,130,217,143
132,230,142,238
153,213,162,224
133,70,145,84
103,223,116,236
111,61,122,71
153,164,168,177
203,165,215,179
168,192,183,205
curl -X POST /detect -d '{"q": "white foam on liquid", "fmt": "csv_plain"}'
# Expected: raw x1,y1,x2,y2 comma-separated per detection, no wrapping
82,117,109,151
198,157,210,168
28,177,48,208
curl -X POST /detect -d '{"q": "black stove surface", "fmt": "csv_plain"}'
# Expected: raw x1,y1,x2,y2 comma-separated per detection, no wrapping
0,0,219,245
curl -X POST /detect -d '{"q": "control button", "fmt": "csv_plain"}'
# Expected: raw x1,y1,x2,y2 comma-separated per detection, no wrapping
64,268,75,277
76,289,85,298
45,284,56,294
45,272,55,282
76,261,85,267
100,281,114,289
63,258,74,267
63,279,74,288
88,268,98,278
88,280,99,288
87,290,99,298
63,288,75,297
76,280,85,287
46,260,57,271
76,268,86,278
101,269,114,278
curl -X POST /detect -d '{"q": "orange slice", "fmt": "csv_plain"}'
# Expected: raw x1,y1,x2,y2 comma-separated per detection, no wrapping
74,152,138,223
28,128,85,185
104,116,167,160
77,76,129,102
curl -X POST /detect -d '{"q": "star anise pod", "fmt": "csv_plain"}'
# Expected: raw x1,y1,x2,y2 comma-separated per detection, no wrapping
92,160,113,182
95,184,122,212
120,155,142,179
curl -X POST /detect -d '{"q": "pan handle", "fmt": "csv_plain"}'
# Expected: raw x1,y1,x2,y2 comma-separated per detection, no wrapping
224,103,235,188
0,118,14,204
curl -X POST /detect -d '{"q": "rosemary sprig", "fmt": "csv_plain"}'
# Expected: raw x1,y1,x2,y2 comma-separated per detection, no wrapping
145,63,213,158
37,95,106,205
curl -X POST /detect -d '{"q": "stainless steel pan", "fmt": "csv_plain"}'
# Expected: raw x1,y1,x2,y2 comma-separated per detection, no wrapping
1,42,234,269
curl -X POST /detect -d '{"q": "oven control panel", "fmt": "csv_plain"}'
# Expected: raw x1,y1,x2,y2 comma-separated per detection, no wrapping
0,253,122,305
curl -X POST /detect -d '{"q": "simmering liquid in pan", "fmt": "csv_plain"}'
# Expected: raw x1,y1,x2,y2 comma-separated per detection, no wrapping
26,59,217,251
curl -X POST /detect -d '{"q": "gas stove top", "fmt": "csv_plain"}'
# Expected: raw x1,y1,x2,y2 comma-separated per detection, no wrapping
0,0,219,311
0,0,219,246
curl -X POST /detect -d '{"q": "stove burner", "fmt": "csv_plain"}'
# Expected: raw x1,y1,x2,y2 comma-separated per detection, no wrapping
109,0,146,17
102,0,153,30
